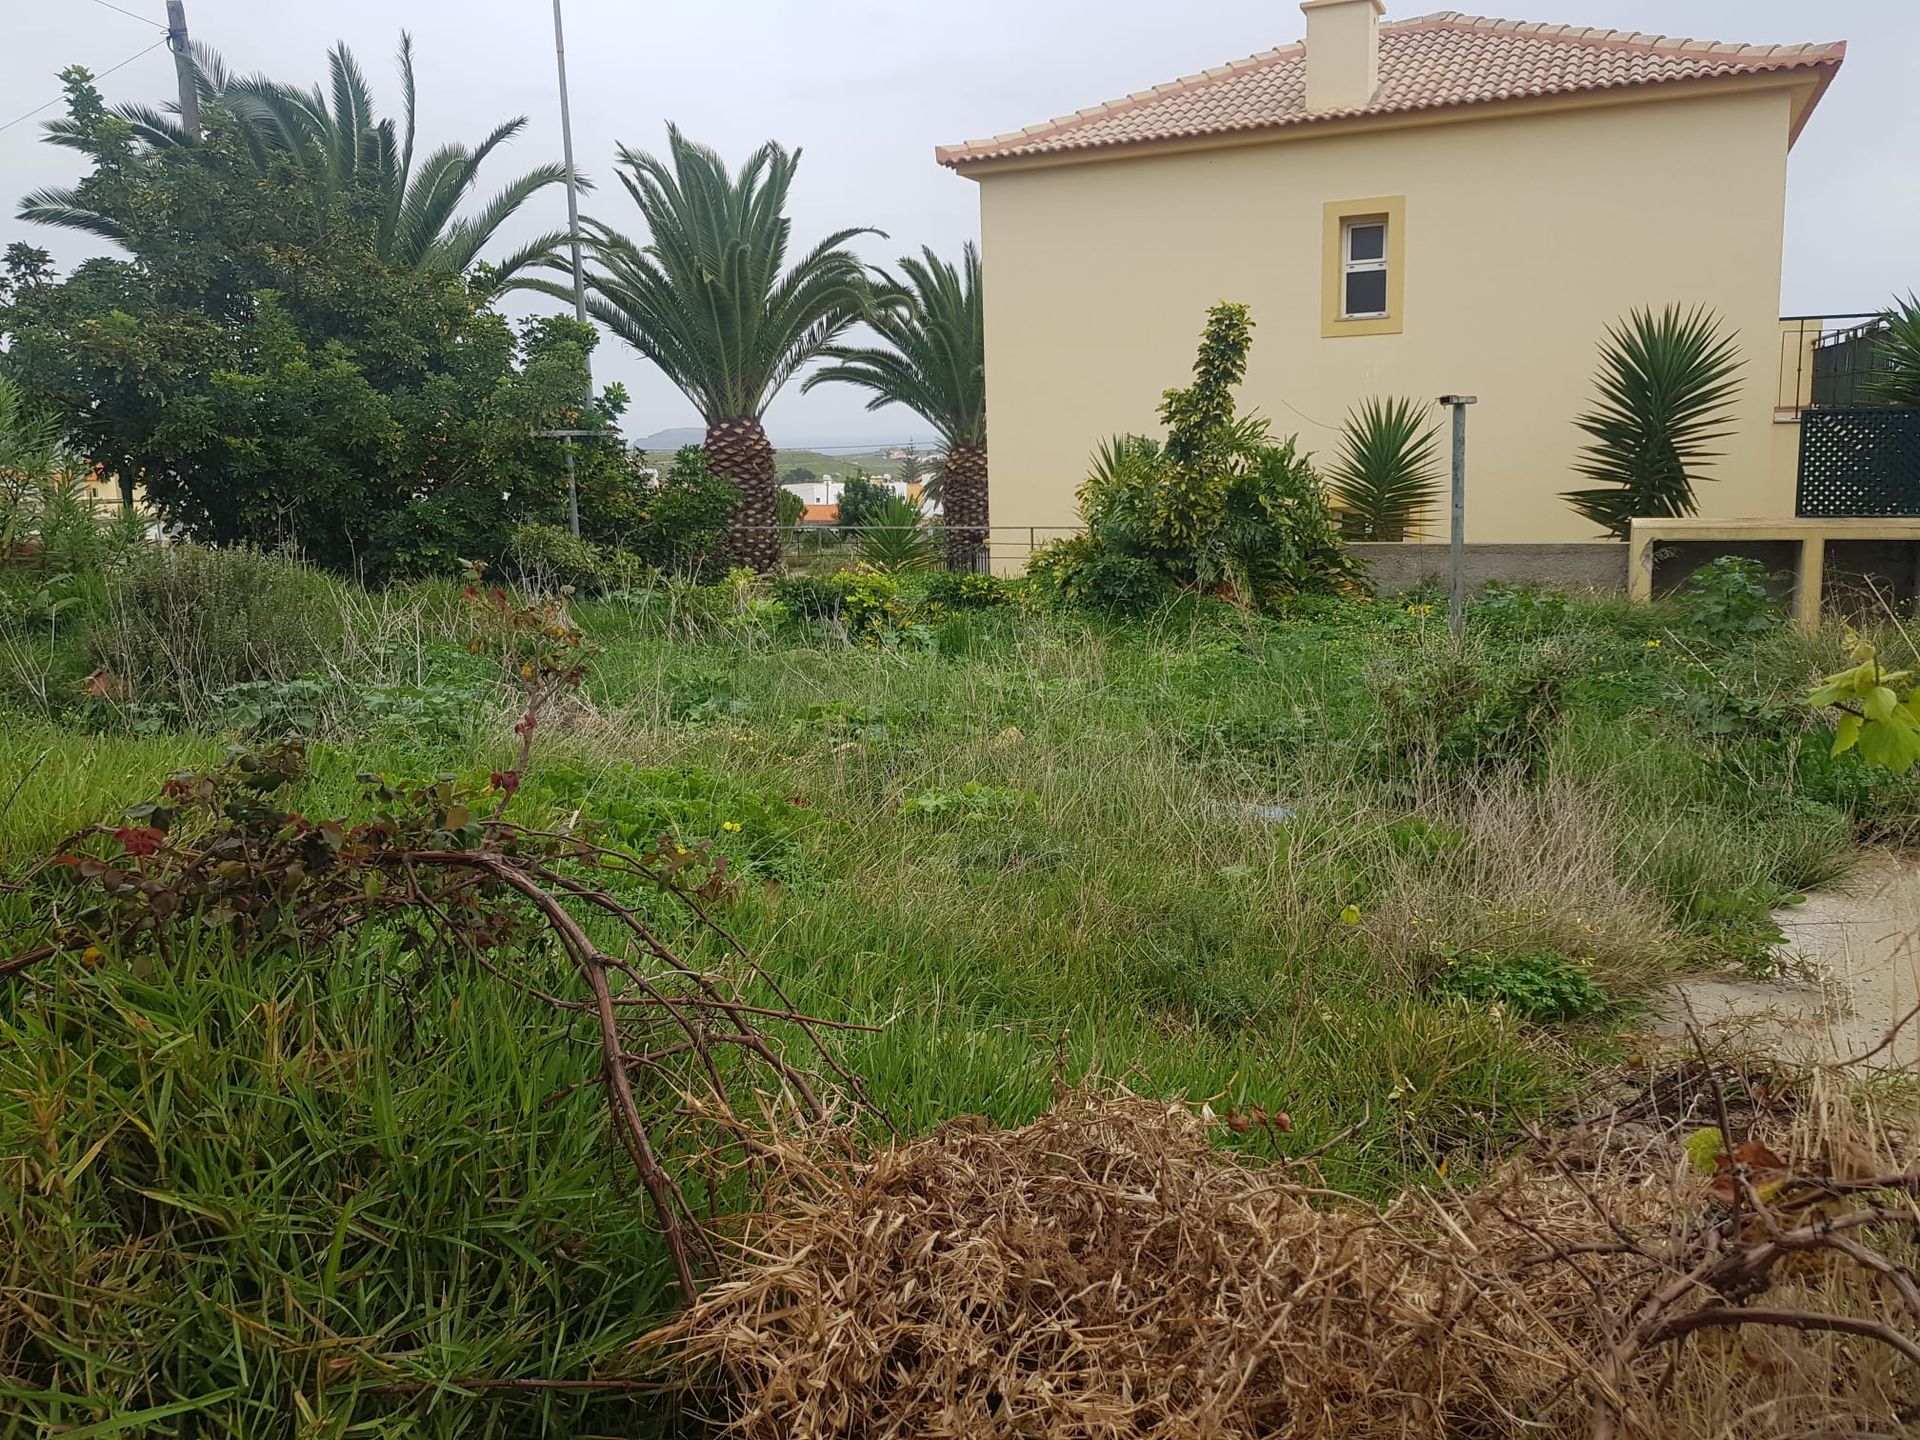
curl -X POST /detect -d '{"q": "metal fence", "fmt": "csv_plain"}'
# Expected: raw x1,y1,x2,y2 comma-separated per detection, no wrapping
745,524,1087,574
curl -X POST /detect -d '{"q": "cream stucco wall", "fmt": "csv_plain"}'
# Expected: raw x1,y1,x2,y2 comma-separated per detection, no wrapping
972,85,1802,557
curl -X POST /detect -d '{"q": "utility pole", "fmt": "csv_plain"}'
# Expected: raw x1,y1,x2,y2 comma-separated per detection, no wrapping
552,0,590,538
1437,395,1477,636
165,1,200,140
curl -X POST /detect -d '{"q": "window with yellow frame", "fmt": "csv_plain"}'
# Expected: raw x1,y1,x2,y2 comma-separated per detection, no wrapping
1321,196,1405,338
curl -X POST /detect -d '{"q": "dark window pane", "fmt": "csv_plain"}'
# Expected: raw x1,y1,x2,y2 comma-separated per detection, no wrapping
1345,268,1388,316
1346,222,1386,262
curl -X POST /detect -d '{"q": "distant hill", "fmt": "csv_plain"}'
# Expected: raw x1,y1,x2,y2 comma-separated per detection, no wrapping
634,427,706,450
634,426,938,457
631,429,935,479
773,449,896,478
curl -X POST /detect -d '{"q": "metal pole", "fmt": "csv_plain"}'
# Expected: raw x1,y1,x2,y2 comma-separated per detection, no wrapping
1437,395,1477,636
165,1,200,140
552,0,590,538
562,440,581,540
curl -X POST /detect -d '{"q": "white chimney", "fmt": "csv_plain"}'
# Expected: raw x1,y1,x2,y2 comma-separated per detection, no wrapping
1301,0,1384,114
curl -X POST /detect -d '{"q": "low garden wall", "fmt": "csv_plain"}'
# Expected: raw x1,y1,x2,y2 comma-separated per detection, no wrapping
1352,542,1628,595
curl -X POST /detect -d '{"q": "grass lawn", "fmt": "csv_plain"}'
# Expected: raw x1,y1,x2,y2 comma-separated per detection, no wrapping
1,564,1909,1435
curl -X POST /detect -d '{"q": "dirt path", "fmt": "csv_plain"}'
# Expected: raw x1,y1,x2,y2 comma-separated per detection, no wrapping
1655,850,1920,1070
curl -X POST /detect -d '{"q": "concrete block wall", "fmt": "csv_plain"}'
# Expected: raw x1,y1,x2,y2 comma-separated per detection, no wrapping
1352,542,1627,595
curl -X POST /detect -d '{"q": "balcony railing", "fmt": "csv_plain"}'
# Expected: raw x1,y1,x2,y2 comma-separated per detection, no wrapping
1777,312,1892,416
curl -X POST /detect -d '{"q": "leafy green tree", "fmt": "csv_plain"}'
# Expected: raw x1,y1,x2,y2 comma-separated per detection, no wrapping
23,37,568,289
1032,302,1361,612
1561,305,1742,538
834,468,889,531
621,446,738,579
565,126,875,572
1867,294,1920,407
806,244,986,566
1151,300,1253,554
781,465,816,484
1,70,625,574
1326,396,1441,541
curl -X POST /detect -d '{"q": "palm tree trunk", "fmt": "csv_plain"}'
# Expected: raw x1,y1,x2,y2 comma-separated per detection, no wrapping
942,443,988,571
705,417,781,572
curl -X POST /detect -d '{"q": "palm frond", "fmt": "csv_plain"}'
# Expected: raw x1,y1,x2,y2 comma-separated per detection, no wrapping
325,42,378,183
113,102,195,149
585,127,877,422
805,242,984,448
1867,295,1920,407
853,494,940,572
423,164,569,275
479,231,579,296
16,187,128,242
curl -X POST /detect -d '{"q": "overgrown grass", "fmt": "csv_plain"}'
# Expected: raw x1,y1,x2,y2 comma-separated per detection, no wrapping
1,567,1911,1432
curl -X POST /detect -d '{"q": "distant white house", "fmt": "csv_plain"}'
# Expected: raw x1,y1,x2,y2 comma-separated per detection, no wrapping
779,471,944,523
781,476,843,509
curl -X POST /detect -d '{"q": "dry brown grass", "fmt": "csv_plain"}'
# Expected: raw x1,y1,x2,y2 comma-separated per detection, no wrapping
1365,767,1677,999
649,1077,1919,1440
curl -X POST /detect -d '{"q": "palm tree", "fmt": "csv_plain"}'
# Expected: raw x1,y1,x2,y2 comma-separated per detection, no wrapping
1562,304,1742,538
1325,396,1441,541
805,244,987,568
23,37,569,288
572,126,875,571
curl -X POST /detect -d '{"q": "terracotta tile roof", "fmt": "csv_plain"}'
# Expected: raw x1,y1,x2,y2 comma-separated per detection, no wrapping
936,11,1844,169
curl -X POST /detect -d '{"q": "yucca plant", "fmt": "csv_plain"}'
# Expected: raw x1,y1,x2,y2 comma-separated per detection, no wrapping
1562,304,1742,538
1867,294,1920,407
806,245,985,568
1325,396,1441,541
568,127,875,572
854,495,940,573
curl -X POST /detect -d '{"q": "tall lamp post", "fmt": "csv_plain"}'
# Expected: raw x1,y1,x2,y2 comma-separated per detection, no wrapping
552,0,590,538
1437,394,1477,636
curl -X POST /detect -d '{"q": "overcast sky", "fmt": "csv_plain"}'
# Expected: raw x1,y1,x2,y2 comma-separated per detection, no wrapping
3,1,1913,446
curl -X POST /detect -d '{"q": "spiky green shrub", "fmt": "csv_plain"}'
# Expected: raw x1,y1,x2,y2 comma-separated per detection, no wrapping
854,496,941,573
1562,304,1742,538
1867,294,1920,407
1327,396,1441,541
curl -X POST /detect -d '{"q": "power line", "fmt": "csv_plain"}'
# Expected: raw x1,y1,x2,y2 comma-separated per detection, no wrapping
0,36,170,135
775,439,942,454
87,0,167,29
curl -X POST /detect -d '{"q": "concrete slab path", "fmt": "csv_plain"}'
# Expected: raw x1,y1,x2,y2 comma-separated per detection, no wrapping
1656,850,1920,1071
